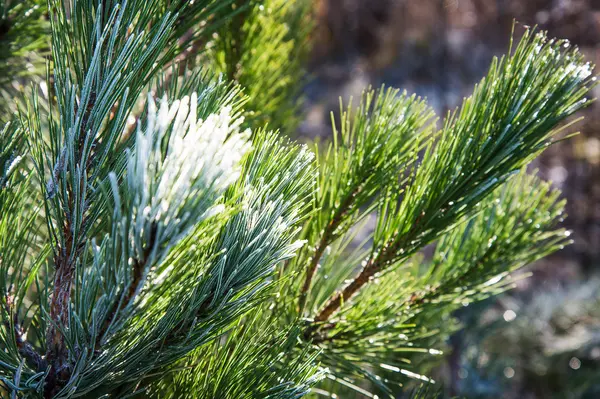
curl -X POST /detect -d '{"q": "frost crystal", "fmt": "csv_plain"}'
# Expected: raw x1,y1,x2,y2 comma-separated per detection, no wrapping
128,93,251,243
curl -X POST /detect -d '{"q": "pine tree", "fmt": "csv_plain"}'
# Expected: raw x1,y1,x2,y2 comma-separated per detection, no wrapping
0,0,596,397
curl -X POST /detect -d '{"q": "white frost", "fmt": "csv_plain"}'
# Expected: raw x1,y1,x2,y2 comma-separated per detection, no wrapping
128,93,251,242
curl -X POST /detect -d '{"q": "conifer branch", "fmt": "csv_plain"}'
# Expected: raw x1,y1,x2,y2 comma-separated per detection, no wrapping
31,1,253,395
45,87,98,396
308,29,596,328
312,216,425,324
1,2,598,395
298,186,360,314
96,222,158,347
307,170,573,397
313,253,381,324
297,88,433,318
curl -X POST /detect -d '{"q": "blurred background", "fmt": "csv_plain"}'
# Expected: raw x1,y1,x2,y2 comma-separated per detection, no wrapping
299,1,600,397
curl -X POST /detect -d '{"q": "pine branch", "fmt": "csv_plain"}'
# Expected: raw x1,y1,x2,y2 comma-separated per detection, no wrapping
297,87,433,316
309,28,595,326
15,1,259,396
97,92,251,335
0,121,50,394
307,170,571,397
1,2,598,396
298,187,358,314
44,84,98,396
156,312,323,399
95,222,157,348
46,94,314,397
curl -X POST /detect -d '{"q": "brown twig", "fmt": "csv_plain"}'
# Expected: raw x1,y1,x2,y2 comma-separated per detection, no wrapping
307,211,427,339
297,229,332,314
313,254,383,324
44,200,80,397
96,223,158,348
302,252,384,342
44,91,97,398
298,186,361,315
307,214,489,344
308,285,435,345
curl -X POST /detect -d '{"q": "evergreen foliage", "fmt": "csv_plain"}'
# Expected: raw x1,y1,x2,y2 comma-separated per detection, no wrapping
0,0,596,397
207,0,313,132
0,0,48,115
